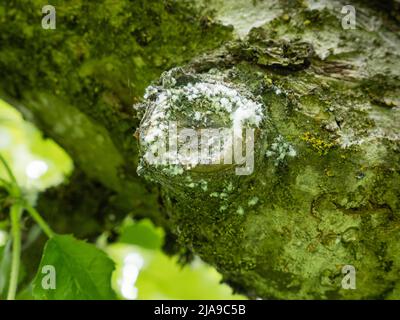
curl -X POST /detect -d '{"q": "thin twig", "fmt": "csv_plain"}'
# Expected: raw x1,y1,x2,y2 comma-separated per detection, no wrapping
0,153,17,186
25,204,55,239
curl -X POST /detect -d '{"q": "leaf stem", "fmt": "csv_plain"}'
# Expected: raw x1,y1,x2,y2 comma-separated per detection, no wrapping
7,203,22,300
0,153,17,186
0,177,12,192
25,204,55,238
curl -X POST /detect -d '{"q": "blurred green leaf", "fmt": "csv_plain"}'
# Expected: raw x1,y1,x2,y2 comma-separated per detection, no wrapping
136,253,246,300
118,219,164,250
32,235,116,300
0,99,73,191
107,243,246,300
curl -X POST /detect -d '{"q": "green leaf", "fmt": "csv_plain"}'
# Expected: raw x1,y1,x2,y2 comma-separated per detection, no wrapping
118,219,164,250
32,235,116,300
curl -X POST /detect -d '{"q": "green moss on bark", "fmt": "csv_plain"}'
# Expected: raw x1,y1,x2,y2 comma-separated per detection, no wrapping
136,3,400,298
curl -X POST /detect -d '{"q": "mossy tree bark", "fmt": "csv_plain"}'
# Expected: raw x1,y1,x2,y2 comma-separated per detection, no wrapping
1,0,399,299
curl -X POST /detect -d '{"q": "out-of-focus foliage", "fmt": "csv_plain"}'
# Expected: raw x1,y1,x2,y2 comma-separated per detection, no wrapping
0,99,73,190
109,217,245,300
118,219,164,250
0,99,245,300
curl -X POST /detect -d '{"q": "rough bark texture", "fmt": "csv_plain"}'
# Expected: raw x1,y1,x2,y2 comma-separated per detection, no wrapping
1,0,400,299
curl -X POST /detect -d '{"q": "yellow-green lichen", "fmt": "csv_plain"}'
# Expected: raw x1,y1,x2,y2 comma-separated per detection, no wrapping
301,132,336,156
